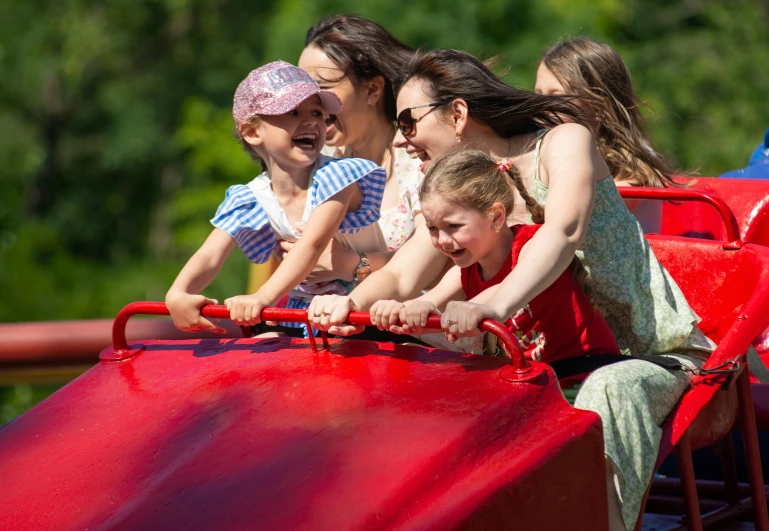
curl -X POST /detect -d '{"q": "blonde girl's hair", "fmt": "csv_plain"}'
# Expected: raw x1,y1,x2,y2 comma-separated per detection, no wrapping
420,149,600,312
541,38,682,187
419,149,544,224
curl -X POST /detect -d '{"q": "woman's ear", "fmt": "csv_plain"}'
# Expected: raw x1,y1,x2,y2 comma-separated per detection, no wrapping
451,98,470,136
366,75,386,106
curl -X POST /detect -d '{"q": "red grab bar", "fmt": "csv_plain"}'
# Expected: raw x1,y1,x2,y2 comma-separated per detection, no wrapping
618,187,743,249
109,302,532,377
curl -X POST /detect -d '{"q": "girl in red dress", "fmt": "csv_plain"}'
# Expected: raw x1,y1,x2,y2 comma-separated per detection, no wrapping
370,149,619,362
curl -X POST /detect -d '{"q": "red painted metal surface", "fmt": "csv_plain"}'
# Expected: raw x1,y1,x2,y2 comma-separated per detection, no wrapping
645,236,769,529
618,186,743,248
661,177,769,248
3,235,769,530
649,237,769,447
0,332,606,530
621,182,769,433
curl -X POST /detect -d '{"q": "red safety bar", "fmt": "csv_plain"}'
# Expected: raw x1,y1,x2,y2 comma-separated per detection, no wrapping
618,187,743,249
109,301,533,378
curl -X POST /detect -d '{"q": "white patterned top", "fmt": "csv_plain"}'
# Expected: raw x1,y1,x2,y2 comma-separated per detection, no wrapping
323,146,424,251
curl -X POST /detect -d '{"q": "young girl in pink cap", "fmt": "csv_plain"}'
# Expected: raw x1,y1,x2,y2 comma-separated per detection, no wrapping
166,61,386,337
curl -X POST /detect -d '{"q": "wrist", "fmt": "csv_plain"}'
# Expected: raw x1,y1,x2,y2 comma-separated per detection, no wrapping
166,288,188,304
252,288,279,308
340,246,359,282
352,251,372,283
488,302,509,322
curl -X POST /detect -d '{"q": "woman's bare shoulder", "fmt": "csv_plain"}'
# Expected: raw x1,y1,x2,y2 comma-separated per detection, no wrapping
544,123,593,148
540,123,599,166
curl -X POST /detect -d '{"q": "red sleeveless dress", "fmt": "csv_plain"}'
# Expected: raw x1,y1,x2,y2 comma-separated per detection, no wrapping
461,224,619,362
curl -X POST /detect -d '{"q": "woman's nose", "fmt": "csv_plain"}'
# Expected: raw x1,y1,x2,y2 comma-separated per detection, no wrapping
392,127,408,148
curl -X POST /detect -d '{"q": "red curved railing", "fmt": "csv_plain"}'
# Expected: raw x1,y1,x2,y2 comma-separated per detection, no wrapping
110,302,532,376
618,187,743,248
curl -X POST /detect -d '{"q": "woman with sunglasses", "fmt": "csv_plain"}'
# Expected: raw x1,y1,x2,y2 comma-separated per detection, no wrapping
277,15,424,287
309,49,713,531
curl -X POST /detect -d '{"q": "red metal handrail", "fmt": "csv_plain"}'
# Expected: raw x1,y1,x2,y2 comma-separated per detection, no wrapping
618,187,743,249
110,301,532,375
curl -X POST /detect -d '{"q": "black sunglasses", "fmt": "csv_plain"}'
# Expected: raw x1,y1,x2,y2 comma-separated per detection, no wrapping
394,101,450,137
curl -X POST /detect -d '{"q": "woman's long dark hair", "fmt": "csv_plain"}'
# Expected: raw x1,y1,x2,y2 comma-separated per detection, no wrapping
396,48,591,216
394,48,589,138
305,15,415,121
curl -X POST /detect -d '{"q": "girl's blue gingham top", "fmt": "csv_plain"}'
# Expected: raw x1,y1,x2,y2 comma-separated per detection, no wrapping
211,157,386,263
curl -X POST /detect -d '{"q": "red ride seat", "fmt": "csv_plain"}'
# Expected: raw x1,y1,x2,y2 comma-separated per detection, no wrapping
660,177,769,248
622,184,769,435
632,235,769,530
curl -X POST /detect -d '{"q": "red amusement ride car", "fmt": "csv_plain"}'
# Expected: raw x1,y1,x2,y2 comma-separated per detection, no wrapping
0,182,767,530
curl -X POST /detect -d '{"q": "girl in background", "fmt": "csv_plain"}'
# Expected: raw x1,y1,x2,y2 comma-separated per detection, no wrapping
536,38,682,233
166,61,385,336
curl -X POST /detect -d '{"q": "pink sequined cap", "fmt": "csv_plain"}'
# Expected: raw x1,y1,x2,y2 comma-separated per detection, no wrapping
232,61,342,124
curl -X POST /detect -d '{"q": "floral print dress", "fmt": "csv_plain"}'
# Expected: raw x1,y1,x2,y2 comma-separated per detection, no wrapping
323,146,423,251
378,147,424,250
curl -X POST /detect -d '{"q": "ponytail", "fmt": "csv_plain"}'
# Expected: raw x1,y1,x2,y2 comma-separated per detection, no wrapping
502,166,544,224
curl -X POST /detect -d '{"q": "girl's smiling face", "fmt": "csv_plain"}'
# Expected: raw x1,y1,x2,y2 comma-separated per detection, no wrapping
420,195,500,268
392,80,459,173
298,45,374,148
245,95,325,170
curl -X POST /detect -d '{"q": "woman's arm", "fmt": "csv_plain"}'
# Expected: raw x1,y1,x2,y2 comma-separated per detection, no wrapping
352,221,450,308
444,124,602,334
224,186,355,325
276,239,396,283
306,221,450,334
166,228,237,333
276,212,429,283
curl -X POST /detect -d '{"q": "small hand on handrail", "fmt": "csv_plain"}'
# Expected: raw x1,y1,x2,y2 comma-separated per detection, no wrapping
109,302,531,375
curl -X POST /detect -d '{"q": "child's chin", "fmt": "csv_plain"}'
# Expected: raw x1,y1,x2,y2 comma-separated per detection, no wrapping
448,252,469,265
293,150,320,163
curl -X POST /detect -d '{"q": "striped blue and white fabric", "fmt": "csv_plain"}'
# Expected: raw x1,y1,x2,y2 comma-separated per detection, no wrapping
211,157,385,264
211,157,386,336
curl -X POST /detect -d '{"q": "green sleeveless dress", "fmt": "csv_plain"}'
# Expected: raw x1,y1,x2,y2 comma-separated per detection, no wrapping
527,130,713,530
527,131,713,357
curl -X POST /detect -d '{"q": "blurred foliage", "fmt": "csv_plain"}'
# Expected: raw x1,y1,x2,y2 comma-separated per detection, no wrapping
1,0,767,415
0,384,60,424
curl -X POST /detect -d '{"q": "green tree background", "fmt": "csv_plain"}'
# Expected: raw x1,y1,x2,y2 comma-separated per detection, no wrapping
1,0,768,418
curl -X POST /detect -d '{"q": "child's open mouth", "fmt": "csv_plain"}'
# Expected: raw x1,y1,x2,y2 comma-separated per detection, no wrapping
448,249,465,259
293,133,318,152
